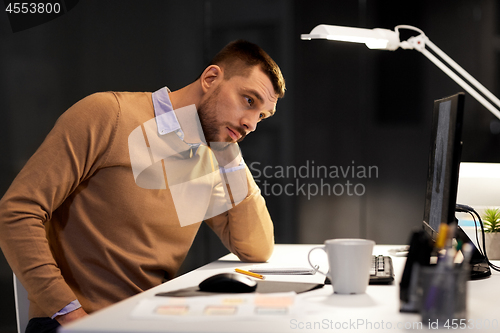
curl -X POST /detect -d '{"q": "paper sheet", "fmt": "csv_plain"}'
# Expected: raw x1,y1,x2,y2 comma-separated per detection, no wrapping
248,266,317,275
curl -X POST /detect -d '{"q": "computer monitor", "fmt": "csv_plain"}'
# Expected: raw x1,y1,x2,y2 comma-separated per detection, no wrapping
422,92,490,279
423,93,464,237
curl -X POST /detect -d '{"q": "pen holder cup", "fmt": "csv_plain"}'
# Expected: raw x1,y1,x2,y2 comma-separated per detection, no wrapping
419,265,467,327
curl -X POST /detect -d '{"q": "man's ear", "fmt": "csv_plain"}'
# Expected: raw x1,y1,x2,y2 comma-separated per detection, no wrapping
200,65,223,93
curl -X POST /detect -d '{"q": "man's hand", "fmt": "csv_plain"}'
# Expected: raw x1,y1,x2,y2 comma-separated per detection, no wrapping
55,307,88,326
210,142,242,168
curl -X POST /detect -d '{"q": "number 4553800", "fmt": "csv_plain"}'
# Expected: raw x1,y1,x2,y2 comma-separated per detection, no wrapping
5,2,61,14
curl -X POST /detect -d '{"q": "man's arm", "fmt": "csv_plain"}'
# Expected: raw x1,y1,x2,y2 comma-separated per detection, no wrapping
0,93,120,318
205,165,274,262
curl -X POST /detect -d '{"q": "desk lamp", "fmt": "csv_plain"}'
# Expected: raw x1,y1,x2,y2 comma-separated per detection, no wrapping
301,24,500,120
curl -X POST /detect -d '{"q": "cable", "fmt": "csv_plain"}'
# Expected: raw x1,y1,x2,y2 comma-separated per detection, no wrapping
455,204,485,256
470,213,484,257
455,203,500,272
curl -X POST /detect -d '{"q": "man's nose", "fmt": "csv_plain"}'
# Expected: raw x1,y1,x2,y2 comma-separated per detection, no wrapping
240,112,259,132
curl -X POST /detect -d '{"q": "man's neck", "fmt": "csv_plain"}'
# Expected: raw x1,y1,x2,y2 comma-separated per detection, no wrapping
169,81,202,111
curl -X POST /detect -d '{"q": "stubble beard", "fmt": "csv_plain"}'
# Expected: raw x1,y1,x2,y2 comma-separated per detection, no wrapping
197,86,223,145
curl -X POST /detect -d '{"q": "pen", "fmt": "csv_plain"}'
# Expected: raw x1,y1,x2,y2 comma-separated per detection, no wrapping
235,268,265,280
434,223,449,250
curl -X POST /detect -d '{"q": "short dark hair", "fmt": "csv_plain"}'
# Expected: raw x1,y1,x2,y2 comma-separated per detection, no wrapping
207,40,286,98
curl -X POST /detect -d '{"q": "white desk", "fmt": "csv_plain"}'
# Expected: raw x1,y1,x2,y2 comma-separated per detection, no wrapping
60,244,500,333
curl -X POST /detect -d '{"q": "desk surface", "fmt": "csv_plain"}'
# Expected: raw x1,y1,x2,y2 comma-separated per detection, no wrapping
60,244,500,333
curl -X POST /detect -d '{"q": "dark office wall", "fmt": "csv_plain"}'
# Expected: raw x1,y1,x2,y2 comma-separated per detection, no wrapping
1,1,499,331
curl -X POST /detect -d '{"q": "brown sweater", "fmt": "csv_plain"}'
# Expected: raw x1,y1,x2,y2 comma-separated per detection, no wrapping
0,91,274,318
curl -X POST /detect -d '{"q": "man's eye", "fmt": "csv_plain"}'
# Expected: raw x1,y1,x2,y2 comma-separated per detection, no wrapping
259,113,265,120
246,97,254,106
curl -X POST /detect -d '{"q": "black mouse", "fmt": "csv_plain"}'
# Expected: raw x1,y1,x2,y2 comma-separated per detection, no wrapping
198,273,257,293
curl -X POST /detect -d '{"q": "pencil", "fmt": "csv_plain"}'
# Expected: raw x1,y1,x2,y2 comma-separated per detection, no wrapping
235,268,265,280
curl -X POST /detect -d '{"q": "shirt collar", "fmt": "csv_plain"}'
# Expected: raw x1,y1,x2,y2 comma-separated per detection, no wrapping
152,87,181,135
152,87,206,146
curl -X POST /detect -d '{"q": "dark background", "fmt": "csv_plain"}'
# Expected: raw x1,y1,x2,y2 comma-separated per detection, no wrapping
1,1,500,331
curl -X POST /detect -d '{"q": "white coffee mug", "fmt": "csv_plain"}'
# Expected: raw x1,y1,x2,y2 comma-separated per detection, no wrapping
308,238,375,294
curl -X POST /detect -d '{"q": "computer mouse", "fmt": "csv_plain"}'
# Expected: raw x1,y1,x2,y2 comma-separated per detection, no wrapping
198,273,257,293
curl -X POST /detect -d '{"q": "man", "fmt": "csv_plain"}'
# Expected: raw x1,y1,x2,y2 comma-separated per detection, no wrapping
0,40,285,332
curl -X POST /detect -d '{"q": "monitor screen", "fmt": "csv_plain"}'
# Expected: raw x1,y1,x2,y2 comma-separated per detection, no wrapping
422,93,464,240
421,92,490,279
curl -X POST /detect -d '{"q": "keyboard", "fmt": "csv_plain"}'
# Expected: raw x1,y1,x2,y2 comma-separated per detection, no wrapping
369,255,394,284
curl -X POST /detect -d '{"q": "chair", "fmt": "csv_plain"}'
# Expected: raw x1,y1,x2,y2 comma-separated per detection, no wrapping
13,273,30,333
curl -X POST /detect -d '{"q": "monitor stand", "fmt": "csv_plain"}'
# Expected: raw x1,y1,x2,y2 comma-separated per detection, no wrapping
455,225,491,280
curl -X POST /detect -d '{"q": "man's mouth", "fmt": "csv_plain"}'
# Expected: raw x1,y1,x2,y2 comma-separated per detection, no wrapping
227,127,242,142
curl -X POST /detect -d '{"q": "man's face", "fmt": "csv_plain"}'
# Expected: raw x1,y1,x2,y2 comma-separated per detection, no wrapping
197,66,278,144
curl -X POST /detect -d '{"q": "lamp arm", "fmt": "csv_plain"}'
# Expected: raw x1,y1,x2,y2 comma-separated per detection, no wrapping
301,24,500,119
395,25,500,119
418,46,500,120
424,39,500,111
400,32,500,120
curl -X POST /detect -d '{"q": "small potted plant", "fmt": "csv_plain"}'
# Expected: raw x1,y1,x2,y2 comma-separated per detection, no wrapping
482,208,500,260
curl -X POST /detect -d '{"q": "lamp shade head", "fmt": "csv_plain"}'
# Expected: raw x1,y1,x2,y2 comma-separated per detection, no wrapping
301,24,401,51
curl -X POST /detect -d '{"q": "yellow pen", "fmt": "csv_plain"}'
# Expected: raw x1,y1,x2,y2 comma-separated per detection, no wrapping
435,223,448,249
235,268,265,280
